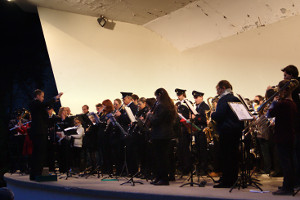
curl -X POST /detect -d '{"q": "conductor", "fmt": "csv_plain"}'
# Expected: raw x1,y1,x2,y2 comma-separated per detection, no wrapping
29,89,63,180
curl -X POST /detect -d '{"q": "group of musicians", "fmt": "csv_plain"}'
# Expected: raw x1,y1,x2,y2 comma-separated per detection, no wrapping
7,65,300,195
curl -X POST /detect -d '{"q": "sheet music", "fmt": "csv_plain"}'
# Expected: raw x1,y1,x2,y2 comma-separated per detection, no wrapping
64,126,78,132
125,107,137,123
57,131,65,143
184,99,198,115
228,102,253,121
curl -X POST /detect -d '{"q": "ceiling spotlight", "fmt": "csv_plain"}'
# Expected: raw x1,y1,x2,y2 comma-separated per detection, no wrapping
97,16,107,27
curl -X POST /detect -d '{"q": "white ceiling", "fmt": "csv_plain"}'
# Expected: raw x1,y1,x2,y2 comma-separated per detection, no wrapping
22,0,197,25
17,0,300,51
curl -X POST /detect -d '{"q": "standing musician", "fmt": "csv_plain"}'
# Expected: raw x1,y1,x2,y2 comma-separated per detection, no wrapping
28,89,63,180
98,99,115,175
113,99,122,113
149,88,177,185
132,97,149,178
192,90,210,174
46,106,59,172
211,80,243,188
81,105,92,130
114,92,138,175
281,65,300,188
268,79,298,195
56,107,74,174
95,103,104,118
175,88,192,175
8,110,29,173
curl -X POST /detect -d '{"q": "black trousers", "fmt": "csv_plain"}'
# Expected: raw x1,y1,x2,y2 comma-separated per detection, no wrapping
30,134,47,177
152,139,171,182
277,143,294,191
219,132,240,185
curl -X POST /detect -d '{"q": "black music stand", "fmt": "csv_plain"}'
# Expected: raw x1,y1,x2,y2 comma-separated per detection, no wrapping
119,145,143,186
294,188,300,196
180,100,206,187
227,102,263,192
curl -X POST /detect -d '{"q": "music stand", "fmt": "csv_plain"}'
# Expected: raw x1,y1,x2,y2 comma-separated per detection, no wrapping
180,99,206,187
227,102,263,192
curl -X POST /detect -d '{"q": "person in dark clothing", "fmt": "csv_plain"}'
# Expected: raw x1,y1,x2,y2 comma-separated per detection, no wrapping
268,79,299,195
56,107,74,173
175,88,192,175
28,89,63,180
114,92,138,175
149,88,177,186
211,80,244,188
192,90,210,174
84,114,99,170
281,65,300,187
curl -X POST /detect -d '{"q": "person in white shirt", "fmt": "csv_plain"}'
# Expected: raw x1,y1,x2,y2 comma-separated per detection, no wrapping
67,118,85,172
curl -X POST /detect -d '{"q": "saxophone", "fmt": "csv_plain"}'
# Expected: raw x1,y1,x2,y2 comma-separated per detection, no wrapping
203,96,218,144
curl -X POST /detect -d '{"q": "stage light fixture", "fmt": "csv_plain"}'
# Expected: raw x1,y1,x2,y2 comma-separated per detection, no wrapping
97,16,107,27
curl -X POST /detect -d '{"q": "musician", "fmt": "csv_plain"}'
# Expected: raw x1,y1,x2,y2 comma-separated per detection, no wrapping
28,89,63,180
175,88,190,119
113,98,122,112
81,105,92,129
100,99,117,175
115,92,138,175
84,114,100,170
8,110,28,173
253,95,264,111
65,117,85,172
65,107,72,117
192,90,210,174
115,92,138,129
134,97,149,177
46,106,59,172
211,80,243,188
281,65,300,188
95,103,104,118
268,79,298,195
149,88,177,185
175,88,191,175
132,94,139,106
56,107,74,173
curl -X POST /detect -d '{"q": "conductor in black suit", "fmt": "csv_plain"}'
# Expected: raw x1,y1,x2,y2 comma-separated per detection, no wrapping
29,89,63,180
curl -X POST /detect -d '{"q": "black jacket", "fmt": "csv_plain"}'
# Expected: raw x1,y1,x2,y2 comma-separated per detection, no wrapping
194,101,210,127
29,98,56,136
211,93,243,135
118,102,138,130
150,103,175,140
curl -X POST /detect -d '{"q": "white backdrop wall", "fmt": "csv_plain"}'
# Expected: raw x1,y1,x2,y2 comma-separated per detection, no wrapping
38,7,300,114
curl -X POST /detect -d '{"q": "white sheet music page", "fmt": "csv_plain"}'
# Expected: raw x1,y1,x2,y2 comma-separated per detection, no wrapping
125,107,137,123
184,99,198,115
228,102,253,121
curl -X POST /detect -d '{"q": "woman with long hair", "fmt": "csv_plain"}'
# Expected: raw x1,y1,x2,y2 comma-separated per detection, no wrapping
150,88,177,185
98,99,116,175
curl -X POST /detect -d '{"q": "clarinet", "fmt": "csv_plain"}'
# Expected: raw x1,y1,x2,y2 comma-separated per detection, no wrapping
142,101,158,128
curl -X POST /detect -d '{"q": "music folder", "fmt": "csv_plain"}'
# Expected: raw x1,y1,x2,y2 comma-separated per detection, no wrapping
228,102,253,121
184,99,198,115
125,107,137,123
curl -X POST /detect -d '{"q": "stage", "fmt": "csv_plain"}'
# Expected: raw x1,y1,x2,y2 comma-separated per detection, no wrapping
4,173,299,200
